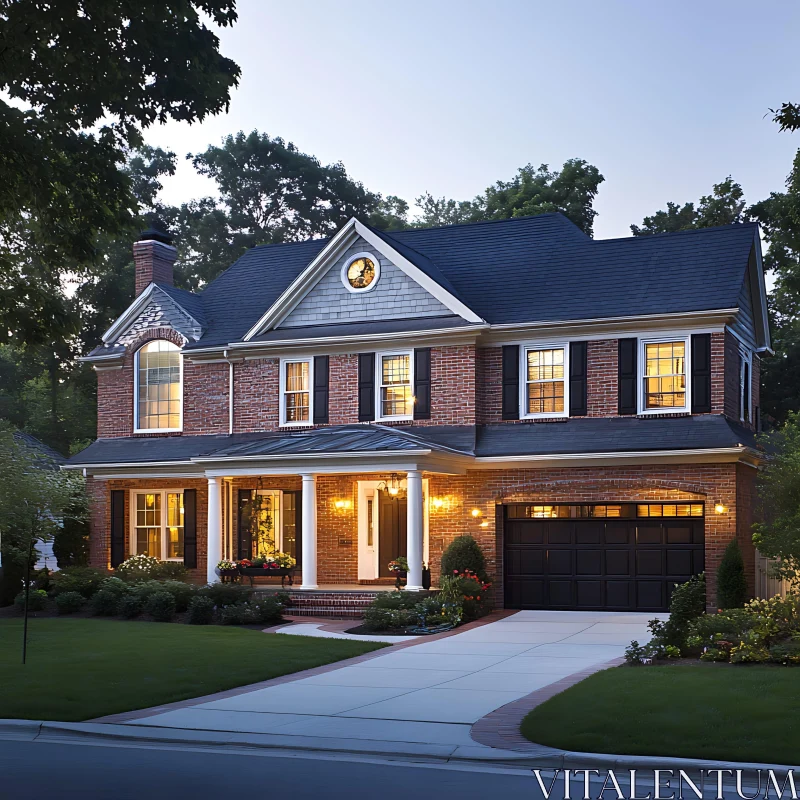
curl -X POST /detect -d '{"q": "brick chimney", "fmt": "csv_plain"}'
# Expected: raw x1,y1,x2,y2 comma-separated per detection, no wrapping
133,220,177,297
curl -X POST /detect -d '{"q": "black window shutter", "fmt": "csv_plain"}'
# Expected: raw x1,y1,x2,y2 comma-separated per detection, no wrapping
413,348,431,420
358,353,375,422
691,333,712,414
183,489,197,569
237,489,254,560
110,490,125,569
313,355,329,424
502,345,520,420
618,338,638,415
569,341,588,417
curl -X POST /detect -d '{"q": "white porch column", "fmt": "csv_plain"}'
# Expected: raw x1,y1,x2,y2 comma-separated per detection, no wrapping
206,476,223,584
300,473,318,589
406,470,424,591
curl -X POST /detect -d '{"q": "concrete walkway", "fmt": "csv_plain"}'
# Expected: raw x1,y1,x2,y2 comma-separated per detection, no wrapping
120,610,661,751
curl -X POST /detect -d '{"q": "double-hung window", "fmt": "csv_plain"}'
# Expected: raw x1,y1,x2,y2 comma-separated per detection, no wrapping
280,358,312,426
522,344,568,418
132,490,184,560
377,351,413,420
135,340,182,431
640,337,689,412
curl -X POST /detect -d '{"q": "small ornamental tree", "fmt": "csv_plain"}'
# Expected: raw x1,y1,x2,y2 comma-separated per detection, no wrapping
441,535,489,582
717,539,749,609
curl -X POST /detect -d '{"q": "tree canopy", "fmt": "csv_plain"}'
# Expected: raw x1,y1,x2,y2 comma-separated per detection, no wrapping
773,102,800,133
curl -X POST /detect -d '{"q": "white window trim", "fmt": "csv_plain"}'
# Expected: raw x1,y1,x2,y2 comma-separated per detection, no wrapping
341,251,381,294
637,335,691,415
375,349,414,422
129,489,185,562
519,341,570,420
739,348,753,423
133,342,183,434
279,357,314,428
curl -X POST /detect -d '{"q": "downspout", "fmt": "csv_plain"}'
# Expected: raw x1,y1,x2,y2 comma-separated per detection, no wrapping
225,349,234,435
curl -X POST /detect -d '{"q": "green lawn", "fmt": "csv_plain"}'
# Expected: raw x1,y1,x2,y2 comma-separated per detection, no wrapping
0,618,385,721
521,665,800,764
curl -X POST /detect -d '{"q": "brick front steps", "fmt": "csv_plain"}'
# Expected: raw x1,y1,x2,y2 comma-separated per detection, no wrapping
255,589,383,620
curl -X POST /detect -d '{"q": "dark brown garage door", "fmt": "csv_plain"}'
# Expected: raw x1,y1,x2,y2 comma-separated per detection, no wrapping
503,503,705,612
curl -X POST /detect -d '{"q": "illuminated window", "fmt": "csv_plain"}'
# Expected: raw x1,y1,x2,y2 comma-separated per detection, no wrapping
642,340,687,410
133,490,184,559
524,346,567,417
637,503,703,517
343,252,380,292
590,505,623,518
377,352,412,419
136,340,181,431
281,359,312,425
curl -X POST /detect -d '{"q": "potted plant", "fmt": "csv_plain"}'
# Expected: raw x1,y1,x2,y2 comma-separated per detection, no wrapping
216,559,240,581
388,557,409,590
237,552,297,587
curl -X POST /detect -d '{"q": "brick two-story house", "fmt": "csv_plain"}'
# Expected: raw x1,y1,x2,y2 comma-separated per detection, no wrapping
68,213,770,611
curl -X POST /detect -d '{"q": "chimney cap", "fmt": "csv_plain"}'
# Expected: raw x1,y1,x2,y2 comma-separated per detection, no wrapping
137,217,173,246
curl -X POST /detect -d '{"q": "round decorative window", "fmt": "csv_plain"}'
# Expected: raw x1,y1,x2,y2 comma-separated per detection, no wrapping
343,253,379,292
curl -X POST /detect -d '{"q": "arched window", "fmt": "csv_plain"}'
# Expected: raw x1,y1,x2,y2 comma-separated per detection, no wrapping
135,340,182,431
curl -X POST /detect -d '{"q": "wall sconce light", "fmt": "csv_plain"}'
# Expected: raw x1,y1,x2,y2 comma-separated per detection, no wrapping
471,508,481,518
714,501,727,515
479,521,489,528
334,499,352,510
431,497,444,509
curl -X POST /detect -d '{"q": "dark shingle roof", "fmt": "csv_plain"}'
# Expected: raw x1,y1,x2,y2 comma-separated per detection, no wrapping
113,214,759,351
67,416,757,467
13,431,66,465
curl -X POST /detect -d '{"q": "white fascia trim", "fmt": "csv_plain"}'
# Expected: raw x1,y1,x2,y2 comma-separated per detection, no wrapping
64,460,196,471
191,448,433,464
243,218,484,340
751,234,772,351
485,309,738,341
78,351,125,363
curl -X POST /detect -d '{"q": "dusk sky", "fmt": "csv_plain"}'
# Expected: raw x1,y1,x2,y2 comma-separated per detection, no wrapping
149,0,800,240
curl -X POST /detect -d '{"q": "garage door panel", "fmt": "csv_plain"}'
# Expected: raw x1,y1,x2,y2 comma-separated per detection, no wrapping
576,581,603,608
504,509,704,612
605,550,631,576
576,549,603,575
548,580,573,607
548,550,573,574
666,549,692,576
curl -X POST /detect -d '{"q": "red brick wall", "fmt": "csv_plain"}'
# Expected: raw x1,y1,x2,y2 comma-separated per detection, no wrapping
134,239,176,297
328,354,359,425
232,358,280,433
711,331,726,414
423,344,476,426
476,346,502,423
183,361,229,435
587,340,618,416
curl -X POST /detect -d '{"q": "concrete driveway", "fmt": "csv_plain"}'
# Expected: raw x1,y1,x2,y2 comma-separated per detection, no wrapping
122,610,662,749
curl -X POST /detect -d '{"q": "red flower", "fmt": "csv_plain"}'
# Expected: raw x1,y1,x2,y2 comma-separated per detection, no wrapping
453,569,459,574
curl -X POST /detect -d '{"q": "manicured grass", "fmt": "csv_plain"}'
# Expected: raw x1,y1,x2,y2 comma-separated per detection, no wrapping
0,618,385,721
521,665,800,764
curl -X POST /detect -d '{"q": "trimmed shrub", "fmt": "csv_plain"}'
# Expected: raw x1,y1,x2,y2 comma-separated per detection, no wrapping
146,591,176,622
198,583,252,607
717,539,748,609
14,589,48,611
54,591,85,615
49,566,107,598
363,606,416,631
218,603,255,625
441,535,488,582
114,554,161,582
117,593,144,619
128,580,169,603
413,596,462,628
371,591,424,610
249,597,284,624
34,567,52,592
98,576,129,599
90,589,120,616
187,595,215,625
158,580,195,612
152,562,189,581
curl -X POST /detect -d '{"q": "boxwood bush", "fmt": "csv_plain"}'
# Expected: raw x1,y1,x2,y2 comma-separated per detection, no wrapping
146,591,176,622
117,593,144,619
440,535,488,582
90,589,120,616
49,566,107,598
198,583,252,607
14,589,48,611
54,591,85,615
187,595,215,625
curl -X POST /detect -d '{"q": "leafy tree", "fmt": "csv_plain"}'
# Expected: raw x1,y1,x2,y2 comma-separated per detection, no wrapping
750,151,800,423
753,412,800,584
0,424,87,605
0,1,240,342
716,539,748,609
773,102,800,133
416,160,604,236
631,177,746,235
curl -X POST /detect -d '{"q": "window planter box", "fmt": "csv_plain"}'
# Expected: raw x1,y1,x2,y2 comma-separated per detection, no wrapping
238,566,295,588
